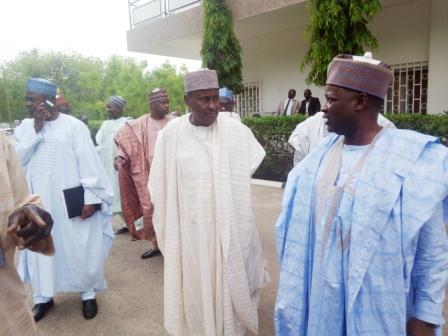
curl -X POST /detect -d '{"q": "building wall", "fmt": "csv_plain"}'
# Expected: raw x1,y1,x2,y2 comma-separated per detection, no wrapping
240,0,439,114
427,0,448,114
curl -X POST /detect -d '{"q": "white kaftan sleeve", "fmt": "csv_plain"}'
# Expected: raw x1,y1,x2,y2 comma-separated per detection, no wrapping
247,128,265,175
13,119,43,166
411,202,448,326
148,129,167,252
288,121,310,166
72,121,113,209
95,122,104,154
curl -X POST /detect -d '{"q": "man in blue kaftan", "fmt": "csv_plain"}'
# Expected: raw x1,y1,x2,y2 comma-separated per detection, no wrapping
275,53,448,336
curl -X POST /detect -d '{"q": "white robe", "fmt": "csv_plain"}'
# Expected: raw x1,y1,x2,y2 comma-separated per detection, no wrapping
288,112,396,165
14,114,114,297
219,111,241,121
149,115,269,336
96,117,130,213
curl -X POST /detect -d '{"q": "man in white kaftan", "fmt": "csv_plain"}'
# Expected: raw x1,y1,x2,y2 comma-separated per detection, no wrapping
149,69,269,336
14,78,114,321
288,111,395,165
96,96,131,216
276,54,448,335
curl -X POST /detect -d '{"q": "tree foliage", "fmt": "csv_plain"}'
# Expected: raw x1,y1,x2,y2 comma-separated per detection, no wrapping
301,0,381,86
201,0,243,93
0,50,186,122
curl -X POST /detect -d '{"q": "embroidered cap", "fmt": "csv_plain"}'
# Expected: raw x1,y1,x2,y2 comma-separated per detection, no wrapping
184,69,219,93
26,78,57,98
326,52,393,99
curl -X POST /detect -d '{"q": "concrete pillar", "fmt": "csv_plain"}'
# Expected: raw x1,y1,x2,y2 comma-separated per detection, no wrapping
427,0,448,114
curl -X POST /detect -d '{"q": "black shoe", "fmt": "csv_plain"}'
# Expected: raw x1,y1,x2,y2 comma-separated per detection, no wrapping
114,227,128,234
32,299,54,322
82,299,98,320
140,249,161,259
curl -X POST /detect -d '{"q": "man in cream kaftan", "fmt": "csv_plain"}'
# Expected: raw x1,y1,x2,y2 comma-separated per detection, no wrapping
149,69,269,336
0,131,54,336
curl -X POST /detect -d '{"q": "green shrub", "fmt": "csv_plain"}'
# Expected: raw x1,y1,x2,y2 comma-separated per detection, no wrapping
242,114,448,181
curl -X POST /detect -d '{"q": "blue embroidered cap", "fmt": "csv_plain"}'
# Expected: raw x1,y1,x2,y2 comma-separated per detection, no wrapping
26,78,57,97
219,87,234,101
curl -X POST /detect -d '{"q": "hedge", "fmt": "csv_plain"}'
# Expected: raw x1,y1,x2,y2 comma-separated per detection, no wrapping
89,114,448,182
241,114,448,182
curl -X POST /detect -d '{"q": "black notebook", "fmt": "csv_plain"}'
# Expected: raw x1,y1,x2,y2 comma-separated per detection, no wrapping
62,185,101,219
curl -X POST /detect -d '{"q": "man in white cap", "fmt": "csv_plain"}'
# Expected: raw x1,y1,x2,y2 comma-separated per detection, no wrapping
14,78,114,321
96,96,132,233
275,54,448,335
149,69,269,335
115,88,171,259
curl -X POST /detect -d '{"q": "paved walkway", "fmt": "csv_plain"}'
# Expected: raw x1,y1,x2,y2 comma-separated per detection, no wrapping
31,185,283,336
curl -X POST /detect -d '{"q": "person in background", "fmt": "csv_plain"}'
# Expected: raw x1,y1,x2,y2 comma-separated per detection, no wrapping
115,88,171,259
276,89,299,116
298,89,321,116
14,78,114,322
149,69,269,335
96,96,132,234
55,94,70,114
218,87,241,121
0,131,54,336
275,53,448,335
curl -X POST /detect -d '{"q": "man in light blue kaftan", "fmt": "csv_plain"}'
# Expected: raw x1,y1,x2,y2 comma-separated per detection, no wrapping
275,54,448,336
14,78,114,321
96,96,131,234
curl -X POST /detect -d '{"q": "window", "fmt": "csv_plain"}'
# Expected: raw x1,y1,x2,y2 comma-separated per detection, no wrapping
235,81,262,117
384,61,429,114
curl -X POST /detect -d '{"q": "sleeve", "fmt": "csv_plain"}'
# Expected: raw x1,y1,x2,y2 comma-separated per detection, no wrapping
276,102,282,116
95,122,104,153
72,121,113,208
298,101,305,114
288,120,310,165
148,129,167,253
315,98,321,112
13,120,43,166
411,202,448,325
114,130,130,162
4,134,54,255
246,128,266,175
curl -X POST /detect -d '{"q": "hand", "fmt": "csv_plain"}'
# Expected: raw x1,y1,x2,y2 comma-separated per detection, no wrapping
407,317,436,336
7,204,53,250
34,103,51,133
80,204,97,220
114,156,125,171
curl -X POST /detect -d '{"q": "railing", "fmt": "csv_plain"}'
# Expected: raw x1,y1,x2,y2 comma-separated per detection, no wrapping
128,0,202,28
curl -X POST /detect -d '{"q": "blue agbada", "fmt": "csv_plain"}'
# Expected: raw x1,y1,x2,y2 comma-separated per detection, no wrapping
275,128,448,335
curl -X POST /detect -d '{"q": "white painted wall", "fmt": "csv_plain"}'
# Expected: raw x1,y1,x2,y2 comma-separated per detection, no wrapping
241,27,324,114
240,0,440,114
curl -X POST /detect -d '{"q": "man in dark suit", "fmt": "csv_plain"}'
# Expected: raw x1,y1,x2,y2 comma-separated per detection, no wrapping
299,89,321,116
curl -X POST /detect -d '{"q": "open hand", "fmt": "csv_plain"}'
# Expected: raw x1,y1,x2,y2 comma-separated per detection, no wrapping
7,204,53,250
